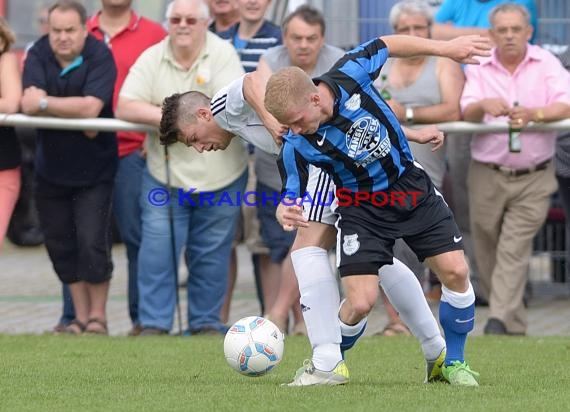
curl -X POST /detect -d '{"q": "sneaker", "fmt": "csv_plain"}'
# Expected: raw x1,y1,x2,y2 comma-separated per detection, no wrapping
425,348,446,383
442,361,480,387
284,360,349,387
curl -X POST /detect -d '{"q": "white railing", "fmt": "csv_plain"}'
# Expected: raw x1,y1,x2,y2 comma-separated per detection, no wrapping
2,113,570,134
0,114,154,133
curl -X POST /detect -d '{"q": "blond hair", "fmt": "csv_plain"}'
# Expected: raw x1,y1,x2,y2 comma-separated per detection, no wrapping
0,17,16,53
264,66,317,122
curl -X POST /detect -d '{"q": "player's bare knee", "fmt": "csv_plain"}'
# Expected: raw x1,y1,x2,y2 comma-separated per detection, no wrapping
439,260,470,290
291,224,334,251
347,293,377,318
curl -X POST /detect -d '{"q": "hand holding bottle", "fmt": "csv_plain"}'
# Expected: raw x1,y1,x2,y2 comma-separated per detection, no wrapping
508,101,532,128
508,101,522,153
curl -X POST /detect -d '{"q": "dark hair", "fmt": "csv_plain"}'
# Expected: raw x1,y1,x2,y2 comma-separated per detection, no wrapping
160,93,184,145
49,0,87,25
160,90,211,146
282,5,326,36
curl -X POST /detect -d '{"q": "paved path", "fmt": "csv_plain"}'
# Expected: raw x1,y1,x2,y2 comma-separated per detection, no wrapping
1,242,569,336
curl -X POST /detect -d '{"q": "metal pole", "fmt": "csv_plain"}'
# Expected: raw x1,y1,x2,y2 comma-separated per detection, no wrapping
164,144,183,335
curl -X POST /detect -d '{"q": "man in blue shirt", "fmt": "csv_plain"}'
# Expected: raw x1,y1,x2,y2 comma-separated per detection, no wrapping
265,34,491,386
217,0,282,72
433,0,538,43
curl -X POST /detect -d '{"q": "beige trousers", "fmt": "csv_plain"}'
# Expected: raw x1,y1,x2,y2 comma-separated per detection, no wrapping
467,161,557,334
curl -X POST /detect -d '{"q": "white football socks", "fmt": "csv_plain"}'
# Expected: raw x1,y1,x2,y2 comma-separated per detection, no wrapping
291,246,342,370
379,258,445,361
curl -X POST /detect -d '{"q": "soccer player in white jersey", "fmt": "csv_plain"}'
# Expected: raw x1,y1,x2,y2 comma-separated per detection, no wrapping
160,73,447,386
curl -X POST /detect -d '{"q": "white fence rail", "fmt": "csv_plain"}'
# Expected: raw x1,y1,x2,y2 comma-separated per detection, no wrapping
2,113,570,134
0,114,153,133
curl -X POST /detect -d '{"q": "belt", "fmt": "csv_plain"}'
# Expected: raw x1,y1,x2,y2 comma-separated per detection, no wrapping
485,160,550,177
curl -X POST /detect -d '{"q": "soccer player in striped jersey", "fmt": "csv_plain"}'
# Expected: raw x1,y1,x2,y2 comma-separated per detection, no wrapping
159,73,449,385
265,34,491,387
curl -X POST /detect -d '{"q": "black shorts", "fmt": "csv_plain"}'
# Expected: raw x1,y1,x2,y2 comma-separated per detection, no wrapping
336,165,463,277
35,176,114,284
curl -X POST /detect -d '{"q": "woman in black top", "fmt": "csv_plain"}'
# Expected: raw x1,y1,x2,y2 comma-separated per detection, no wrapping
0,17,22,250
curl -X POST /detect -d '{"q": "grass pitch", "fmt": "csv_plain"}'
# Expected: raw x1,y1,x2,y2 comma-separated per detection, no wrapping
0,334,568,412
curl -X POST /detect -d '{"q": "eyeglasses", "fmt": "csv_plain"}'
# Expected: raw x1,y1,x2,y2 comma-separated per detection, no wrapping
169,16,200,25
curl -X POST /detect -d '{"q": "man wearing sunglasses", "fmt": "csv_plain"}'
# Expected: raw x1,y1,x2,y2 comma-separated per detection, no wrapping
116,0,248,336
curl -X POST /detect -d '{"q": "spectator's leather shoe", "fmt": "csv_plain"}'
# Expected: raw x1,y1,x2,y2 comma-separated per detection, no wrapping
139,327,169,336
483,318,507,335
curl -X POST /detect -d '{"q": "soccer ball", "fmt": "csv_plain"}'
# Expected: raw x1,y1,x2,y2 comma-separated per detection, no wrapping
223,316,285,376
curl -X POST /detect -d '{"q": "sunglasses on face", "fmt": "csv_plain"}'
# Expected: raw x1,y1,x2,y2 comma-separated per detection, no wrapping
169,16,199,25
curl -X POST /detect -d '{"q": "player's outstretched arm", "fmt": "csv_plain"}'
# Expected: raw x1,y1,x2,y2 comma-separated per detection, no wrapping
381,34,491,65
243,64,288,145
402,124,445,152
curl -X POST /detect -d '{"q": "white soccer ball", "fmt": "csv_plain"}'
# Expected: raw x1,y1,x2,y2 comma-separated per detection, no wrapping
224,316,285,376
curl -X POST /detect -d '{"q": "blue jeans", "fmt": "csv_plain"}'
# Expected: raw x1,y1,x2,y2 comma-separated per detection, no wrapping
113,151,145,324
60,151,145,326
138,166,247,332
61,285,74,325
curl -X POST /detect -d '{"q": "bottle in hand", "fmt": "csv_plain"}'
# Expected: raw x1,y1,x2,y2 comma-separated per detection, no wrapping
379,74,391,101
509,101,522,153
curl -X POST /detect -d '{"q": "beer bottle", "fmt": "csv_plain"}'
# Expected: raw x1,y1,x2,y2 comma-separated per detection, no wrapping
379,74,391,101
509,101,522,153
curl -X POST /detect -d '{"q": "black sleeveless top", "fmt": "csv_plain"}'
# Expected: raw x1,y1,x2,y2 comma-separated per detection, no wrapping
0,126,21,170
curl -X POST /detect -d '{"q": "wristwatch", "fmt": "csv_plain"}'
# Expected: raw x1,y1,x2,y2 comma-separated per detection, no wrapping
405,106,414,124
39,97,48,112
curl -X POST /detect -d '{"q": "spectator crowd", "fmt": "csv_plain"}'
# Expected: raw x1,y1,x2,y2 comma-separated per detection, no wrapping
1,0,569,340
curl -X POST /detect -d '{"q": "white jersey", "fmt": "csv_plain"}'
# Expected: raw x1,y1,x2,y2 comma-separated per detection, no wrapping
210,76,280,156
212,75,336,226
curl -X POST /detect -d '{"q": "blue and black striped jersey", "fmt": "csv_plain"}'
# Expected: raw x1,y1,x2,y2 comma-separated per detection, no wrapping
279,38,415,197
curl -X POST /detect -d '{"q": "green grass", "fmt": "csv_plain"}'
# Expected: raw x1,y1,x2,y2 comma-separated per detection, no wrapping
0,335,569,412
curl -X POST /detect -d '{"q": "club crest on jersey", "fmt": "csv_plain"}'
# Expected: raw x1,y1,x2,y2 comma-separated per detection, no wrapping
344,94,361,111
342,234,360,256
346,116,391,166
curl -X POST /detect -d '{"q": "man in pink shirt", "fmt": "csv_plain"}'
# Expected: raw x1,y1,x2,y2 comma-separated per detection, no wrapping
461,3,570,335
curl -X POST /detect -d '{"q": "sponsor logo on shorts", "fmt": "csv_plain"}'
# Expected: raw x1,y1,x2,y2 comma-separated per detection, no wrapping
342,233,360,256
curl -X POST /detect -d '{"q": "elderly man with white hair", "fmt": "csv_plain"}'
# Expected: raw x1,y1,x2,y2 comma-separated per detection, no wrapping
116,0,248,336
